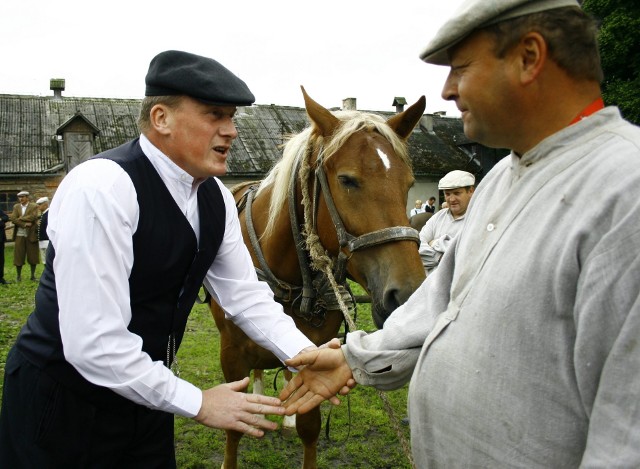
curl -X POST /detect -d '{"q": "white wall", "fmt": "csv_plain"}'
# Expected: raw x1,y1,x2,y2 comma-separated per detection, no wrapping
407,181,439,217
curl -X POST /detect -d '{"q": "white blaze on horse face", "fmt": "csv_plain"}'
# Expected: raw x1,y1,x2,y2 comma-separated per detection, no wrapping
376,147,391,171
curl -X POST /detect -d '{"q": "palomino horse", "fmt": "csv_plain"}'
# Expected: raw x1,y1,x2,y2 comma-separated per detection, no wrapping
210,88,426,469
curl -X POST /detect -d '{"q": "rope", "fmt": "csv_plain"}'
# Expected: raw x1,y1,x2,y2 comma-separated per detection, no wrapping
298,147,416,469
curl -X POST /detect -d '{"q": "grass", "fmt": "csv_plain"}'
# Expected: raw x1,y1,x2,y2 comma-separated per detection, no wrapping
0,245,412,468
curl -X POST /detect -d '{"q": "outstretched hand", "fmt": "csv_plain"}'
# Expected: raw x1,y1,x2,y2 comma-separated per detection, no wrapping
279,339,355,415
194,377,284,437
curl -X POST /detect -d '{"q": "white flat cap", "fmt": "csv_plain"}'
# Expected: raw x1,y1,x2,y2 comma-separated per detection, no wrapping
17,190,29,196
439,170,476,189
36,197,49,205
420,0,581,65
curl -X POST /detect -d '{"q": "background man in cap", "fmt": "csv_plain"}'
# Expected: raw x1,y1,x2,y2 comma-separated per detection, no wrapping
418,170,474,274
0,50,318,467
0,207,8,284
36,196,50,263
422,195,436,213
279,0,640,466
9,190,39,281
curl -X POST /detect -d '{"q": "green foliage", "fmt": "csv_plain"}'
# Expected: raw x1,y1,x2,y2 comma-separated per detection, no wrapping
0,246,412,468
583,0,640,125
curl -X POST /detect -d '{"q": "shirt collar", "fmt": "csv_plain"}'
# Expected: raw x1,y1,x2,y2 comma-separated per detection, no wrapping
516,106,617,169
139,134,205,191
446,209,466,222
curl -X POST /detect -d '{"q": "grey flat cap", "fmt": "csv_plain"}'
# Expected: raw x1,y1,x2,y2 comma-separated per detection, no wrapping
36,197,49,205
420,0,581,65
439,170,475,189
145,50,255,106
17,190,29,196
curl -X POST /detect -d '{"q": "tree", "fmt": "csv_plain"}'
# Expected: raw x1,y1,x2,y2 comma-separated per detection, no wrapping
582,0,640,125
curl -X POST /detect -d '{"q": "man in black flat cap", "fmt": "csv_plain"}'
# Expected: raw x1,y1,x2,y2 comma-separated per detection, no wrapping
280,0,640,467
0,50,317,467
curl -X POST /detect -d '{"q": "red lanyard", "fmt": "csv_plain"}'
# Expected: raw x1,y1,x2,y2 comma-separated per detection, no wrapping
569,98,604,125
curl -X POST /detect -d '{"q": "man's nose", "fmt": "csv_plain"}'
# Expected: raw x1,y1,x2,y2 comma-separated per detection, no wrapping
220,119,238,138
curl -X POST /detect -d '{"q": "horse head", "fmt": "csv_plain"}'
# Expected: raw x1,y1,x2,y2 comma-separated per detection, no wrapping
300,87,426,327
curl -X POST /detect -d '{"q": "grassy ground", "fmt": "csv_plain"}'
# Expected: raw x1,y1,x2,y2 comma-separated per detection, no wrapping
0,245,412,468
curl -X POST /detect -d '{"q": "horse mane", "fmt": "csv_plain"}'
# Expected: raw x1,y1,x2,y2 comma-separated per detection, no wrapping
257,110,412,239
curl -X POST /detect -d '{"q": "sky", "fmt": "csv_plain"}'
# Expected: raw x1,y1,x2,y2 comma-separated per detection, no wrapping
1,0,465,116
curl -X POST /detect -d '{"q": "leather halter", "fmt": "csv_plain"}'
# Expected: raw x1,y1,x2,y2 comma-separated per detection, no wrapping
239,145,420,327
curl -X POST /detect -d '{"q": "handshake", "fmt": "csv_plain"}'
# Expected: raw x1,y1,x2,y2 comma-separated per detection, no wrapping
279,338,357,414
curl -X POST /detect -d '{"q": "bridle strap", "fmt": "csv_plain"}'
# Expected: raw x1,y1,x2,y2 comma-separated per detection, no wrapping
244,185,299,303
348,226,420,251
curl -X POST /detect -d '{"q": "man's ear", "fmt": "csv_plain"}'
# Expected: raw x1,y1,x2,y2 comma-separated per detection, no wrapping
518,31,547,85
149,104,172,135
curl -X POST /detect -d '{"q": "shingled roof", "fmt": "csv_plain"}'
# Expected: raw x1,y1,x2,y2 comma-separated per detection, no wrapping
0,95,141,173
0,93,489,178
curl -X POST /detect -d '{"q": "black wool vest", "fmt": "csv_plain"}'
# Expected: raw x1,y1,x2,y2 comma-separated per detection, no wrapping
15,139,225,407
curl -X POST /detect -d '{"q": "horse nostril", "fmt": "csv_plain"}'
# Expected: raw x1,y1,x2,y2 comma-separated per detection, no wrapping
383,287,402,316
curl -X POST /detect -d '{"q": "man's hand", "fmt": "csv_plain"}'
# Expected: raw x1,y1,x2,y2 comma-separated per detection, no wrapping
279,343,355,415
194,377,284,437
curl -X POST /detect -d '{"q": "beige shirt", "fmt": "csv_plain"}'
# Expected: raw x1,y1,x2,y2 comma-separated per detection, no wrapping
343,107,640,467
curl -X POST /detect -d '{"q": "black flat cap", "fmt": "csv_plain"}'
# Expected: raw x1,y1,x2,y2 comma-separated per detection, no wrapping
145,50,255,106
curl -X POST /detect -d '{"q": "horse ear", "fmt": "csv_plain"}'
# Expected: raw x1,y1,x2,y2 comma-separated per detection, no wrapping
301,86,340,137
386,96,426,140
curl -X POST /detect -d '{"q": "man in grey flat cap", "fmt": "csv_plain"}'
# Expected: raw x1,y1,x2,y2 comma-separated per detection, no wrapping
9,190,39,281
418,170,475,274
0,50,317,467
281,1,640,467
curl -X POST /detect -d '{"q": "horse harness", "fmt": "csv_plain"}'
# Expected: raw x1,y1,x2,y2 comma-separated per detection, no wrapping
237,146,420,327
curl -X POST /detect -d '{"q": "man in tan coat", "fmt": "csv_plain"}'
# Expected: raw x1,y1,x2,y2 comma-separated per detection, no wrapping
10,191,39,281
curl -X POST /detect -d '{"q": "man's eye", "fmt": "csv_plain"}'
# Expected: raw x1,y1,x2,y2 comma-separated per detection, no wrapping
212,110,236,120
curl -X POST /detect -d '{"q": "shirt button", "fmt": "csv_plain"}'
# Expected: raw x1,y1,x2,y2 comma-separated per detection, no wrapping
487,223,495,232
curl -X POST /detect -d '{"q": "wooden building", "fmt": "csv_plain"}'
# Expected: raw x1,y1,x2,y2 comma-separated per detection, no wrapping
0,80,507,214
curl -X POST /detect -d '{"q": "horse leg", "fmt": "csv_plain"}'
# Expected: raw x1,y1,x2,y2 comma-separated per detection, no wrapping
296,405,321,469
281,369,297,438
253,369,265,396
221,429,242,469
219,356,251,469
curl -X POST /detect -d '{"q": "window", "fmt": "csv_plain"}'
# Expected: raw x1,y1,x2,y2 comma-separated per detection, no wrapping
0,192,16,213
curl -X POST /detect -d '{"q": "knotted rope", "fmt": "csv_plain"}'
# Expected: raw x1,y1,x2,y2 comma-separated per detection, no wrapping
298,150,416,469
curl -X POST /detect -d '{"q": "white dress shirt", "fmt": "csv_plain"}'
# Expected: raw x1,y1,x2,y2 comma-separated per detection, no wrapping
49,135,313,418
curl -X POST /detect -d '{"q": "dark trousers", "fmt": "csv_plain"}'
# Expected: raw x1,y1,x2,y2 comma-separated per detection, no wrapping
1,239,5,280
0,348,176,468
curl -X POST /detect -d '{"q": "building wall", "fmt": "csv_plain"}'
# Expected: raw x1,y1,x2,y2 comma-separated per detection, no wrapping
0,175,63,213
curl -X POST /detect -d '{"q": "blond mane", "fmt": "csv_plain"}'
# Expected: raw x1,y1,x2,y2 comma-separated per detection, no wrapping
257,110,411,239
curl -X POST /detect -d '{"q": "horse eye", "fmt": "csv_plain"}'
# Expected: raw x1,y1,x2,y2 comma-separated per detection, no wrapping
338,175,359,189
